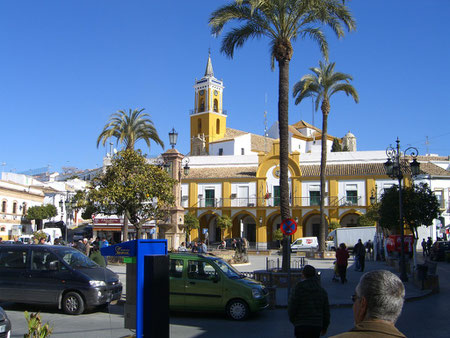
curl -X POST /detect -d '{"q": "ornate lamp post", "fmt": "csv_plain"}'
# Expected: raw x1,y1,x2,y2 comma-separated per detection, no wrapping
384,138,420,282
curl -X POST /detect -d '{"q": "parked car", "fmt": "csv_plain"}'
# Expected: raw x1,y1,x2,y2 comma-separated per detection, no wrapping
0,306,11,338
291,237,319,252
0,244,122,315
430,241,450,261
169,252,268,320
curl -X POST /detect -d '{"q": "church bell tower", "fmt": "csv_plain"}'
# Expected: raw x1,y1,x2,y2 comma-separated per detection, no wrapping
190,53,226,155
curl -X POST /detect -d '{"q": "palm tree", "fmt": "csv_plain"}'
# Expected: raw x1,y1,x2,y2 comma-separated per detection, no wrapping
293,61,359,252
210,0,355,271
97,108,164,151
97,108,164,242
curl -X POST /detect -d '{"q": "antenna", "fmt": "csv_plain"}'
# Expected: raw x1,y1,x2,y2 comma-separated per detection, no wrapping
425,136,429,156
264,93,268,153
311,97,314,126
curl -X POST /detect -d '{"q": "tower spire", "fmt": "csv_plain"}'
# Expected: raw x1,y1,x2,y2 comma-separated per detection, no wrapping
204,50,214,77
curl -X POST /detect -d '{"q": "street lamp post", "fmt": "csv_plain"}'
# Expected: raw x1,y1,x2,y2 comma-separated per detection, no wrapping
384,138,420,282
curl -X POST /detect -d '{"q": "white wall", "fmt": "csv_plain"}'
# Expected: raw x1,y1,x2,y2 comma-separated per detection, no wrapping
338,180,366,206
209,140,235,156
233,134,252,155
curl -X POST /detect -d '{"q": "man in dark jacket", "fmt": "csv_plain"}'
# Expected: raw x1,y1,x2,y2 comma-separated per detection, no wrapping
354,239,366,272
288,265,330,338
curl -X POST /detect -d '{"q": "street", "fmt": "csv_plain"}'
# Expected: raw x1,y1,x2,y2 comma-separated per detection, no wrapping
2,254,450,337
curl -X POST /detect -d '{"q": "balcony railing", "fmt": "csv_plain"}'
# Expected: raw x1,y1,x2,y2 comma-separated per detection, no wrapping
189,195,365,209
337,196,362,207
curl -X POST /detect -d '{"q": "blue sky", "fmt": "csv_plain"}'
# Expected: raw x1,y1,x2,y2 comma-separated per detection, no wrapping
1,0,449,174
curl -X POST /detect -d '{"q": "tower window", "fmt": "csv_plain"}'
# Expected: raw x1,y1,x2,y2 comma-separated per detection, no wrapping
199,99,205,112
1,201,6,212
13,202,17,214
216,119,220,134
241,148,245,155
214,99,218,112
219,148,223,156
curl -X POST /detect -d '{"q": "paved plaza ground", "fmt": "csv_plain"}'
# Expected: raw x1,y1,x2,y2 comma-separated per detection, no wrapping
2,253,449,337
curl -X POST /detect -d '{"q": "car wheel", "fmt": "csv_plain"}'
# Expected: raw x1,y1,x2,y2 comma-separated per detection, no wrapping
63,291,85,315
226,299,249,320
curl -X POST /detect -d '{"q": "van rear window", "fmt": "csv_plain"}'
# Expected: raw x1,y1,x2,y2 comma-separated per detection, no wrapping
0,249,28,269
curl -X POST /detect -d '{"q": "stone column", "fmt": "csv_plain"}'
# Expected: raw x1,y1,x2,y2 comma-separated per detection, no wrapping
158,149,186,251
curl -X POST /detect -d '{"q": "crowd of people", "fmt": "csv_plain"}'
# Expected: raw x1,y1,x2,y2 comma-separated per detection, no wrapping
0,234,110,267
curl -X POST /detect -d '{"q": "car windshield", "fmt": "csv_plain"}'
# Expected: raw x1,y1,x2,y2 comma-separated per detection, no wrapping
58,248,98,268
212,258,242,279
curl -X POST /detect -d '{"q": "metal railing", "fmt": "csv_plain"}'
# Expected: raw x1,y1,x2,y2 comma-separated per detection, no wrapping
191,195,366,208
189,108,227,115
266,257,307,271
337,196,362,207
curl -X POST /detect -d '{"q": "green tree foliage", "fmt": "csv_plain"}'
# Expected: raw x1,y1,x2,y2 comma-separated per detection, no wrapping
183,212,200,241
378,183,440,238
97,108,164,151
273,228,284,241
293,61,358,253
26,204,58,229
32,231,47,243
217,215,233,240
86,149,177,239
210,0,355,271
358,203,380,227
331,138,342,152
81,204,97,221
328,220,341,231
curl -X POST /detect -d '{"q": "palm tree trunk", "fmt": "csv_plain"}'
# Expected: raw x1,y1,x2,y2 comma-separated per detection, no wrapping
278,58,291,272
319,107,329,254
123,214,129,242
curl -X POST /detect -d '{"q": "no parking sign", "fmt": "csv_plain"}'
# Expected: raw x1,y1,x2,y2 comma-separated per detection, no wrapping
280,218,297,236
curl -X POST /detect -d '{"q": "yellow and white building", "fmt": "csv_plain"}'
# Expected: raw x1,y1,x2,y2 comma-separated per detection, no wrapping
177,55,450,250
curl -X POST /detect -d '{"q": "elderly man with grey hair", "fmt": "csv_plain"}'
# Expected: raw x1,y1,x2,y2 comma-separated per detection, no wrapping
331,270,406,337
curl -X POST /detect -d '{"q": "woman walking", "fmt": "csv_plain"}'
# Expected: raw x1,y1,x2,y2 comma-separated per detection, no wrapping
335,243,349,284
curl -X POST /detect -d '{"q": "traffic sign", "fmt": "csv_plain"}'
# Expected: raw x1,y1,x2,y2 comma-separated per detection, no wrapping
280,218,297,236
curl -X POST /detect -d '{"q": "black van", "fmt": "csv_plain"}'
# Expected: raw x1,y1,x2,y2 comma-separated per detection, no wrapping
0,244,122,315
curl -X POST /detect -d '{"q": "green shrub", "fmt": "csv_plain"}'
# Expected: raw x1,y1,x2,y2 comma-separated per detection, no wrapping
24,311,53,337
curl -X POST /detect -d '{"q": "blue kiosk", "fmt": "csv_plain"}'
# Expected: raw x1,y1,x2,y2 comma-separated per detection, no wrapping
101,239,169,338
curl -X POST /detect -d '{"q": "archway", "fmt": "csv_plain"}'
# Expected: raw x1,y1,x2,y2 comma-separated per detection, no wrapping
340,212,361,227
265,212,281,249
302,212,329,238
198,212,219,244
232,212,257,247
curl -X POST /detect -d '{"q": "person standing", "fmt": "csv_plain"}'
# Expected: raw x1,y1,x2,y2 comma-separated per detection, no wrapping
89,244,106,267
426,237,433,256
288,265,330,338
330,270,406,337
178,242,187,252
201,241,208,254
354,239,366,272
191,241,199,253
421,239,427,257
336,243,350,284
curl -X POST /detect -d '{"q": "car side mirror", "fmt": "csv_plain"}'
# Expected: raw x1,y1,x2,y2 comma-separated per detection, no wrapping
48,261,60,271
212,275,220,283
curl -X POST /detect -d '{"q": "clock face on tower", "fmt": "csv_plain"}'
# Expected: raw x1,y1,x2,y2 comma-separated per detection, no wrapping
214,90,218,96
199,90,205,96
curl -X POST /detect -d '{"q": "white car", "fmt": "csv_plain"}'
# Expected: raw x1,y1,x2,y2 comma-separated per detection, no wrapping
291,237,319,252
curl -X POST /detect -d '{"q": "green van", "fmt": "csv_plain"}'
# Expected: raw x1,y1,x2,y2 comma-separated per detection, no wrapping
169,252,268,320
